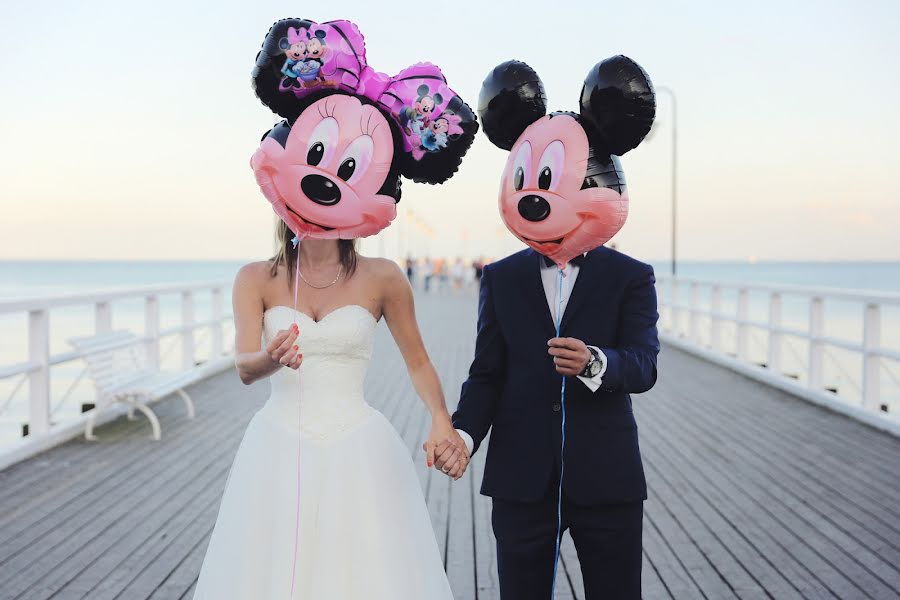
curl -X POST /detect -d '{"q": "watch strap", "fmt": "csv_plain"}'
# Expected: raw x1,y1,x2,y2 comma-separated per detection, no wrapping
581,346,600,378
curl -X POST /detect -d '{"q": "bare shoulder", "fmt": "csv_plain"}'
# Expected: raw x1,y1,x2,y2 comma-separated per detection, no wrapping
357,256,406,285
356,257,410,311
234,260,272,295
234,260,274,288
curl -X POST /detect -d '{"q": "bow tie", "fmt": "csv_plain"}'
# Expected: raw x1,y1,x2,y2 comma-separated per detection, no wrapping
542,254,587,268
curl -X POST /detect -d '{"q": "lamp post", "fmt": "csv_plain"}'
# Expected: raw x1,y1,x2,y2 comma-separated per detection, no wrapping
656,85,678,277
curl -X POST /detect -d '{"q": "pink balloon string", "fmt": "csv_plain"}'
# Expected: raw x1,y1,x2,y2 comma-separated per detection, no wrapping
289,245,302,598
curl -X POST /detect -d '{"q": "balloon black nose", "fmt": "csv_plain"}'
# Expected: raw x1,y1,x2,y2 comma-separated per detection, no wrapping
301,174,341,205
518,194,551,222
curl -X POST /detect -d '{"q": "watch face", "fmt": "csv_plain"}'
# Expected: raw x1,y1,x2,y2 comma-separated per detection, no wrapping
589,361,601,377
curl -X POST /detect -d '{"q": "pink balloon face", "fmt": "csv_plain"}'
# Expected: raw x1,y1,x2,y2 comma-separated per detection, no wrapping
250,94,398,240
498,114,628,267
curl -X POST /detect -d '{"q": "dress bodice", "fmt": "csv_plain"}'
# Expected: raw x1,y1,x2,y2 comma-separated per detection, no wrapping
261,304,377,440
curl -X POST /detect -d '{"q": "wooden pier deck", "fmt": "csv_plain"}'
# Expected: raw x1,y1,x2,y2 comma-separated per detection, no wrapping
1,293,899,599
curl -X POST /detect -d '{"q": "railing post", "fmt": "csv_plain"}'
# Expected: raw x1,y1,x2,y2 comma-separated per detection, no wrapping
710,285,721,351
671,280,680,336
210,287,223,359
862,303,881,411
93,300,113,406
736,288,749,360
767,293,782,373
181,291,195,370
95,301,112,334
144,295,160,370
808,297,824,391
689,283,700,343
28,309,50,436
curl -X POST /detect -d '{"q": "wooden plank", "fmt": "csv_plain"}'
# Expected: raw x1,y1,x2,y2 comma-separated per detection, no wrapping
0,383,256,579
1,414,251,598
148,530,213,600
641,446,800,598
674,368,900,523
670,348,900,495
0,397,234,559
641,547,674,600
641,508,706,600
642,374,900,596
655,381,900,562
638,397,869,598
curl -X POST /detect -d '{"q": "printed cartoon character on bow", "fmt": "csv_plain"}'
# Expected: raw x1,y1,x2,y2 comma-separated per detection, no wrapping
278,27,308,88
400,85,442,136
278,27,331,90
398,85,466,159
251,18,478,241
478,57,656,269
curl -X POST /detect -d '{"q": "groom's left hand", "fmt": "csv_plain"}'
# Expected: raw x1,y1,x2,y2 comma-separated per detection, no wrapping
547,337,591,376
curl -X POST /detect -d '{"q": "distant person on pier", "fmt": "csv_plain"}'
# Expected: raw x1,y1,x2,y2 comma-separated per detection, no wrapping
423,257,434,293
405,257,415,283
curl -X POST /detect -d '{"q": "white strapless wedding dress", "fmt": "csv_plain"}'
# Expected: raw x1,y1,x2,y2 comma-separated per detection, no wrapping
193,305,453,599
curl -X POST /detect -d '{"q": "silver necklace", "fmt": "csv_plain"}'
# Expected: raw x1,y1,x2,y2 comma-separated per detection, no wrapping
298,264,343,289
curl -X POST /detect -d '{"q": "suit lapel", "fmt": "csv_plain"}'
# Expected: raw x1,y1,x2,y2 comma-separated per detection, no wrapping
559,247,608,333
520,250,557,338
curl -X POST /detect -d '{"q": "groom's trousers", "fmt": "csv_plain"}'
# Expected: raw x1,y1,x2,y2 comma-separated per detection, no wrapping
491,475,643,600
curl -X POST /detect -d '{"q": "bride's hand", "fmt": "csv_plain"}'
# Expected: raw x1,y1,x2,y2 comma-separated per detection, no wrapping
265,323,303,370
423,413,469,479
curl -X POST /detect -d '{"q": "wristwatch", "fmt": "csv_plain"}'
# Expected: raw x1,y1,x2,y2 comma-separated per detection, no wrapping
581,347,602,378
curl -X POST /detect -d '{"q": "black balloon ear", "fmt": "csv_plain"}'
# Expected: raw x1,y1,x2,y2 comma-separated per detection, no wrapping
433,92,443,105
378,171,402,203
261,120,292,148
579,55,656,156
416,84,429,98
278,37,290,51
445,96,464,114
315,29,326,40
478,60,547,151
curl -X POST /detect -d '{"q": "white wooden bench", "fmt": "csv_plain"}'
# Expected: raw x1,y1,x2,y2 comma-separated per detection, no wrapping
68,331,195,441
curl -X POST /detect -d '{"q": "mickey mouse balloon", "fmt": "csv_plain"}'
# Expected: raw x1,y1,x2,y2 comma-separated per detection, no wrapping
478,57,655,268
251,18,477,241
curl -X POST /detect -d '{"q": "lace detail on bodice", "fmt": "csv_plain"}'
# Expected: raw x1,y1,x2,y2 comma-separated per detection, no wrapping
261,305,378,441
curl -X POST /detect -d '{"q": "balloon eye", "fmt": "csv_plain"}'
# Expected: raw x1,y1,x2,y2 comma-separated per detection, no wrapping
337,158,356,181
514,167,524,191
307,142,325,167
538,167,552,190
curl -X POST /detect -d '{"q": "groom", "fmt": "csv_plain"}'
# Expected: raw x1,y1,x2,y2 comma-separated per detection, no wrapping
435,246,659,599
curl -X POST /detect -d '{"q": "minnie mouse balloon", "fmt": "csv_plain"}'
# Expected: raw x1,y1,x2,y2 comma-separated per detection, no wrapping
251,18,477,240
479,57,655,269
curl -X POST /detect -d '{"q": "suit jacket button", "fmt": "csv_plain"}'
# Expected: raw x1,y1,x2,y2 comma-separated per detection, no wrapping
552,403,561,412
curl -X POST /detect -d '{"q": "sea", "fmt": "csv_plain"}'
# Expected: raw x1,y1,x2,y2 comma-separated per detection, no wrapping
0,259,898,448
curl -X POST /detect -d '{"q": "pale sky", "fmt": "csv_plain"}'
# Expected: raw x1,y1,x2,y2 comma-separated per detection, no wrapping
1,0,898,263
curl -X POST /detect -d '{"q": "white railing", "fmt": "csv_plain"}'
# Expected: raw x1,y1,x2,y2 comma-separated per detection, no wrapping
0,281,235,469
656,275,900,436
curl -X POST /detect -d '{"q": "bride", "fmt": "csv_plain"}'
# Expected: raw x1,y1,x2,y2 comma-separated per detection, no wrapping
193,224,469,599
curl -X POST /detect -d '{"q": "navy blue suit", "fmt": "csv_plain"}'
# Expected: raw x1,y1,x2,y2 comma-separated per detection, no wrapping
452,246,659,599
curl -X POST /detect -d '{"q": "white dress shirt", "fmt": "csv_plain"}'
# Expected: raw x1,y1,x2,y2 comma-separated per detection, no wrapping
455,256,607,455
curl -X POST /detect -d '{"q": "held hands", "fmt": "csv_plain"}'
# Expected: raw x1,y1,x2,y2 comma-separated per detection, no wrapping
266,323,304,370
548,337,591,376
423,413,470,480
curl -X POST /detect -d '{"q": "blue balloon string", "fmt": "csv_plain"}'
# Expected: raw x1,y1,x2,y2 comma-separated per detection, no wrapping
550,266,567,599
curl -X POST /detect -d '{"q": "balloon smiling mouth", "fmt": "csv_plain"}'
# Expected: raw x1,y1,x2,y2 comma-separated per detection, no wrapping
521,235,566,255
522,236,563,245
286,206,336,232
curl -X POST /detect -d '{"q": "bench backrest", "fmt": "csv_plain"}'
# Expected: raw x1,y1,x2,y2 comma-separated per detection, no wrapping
68,331,151,395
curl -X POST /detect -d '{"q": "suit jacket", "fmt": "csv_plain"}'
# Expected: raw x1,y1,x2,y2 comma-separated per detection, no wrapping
452,247,659,505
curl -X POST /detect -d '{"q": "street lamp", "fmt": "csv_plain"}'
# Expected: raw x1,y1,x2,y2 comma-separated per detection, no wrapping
655,85,678,277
